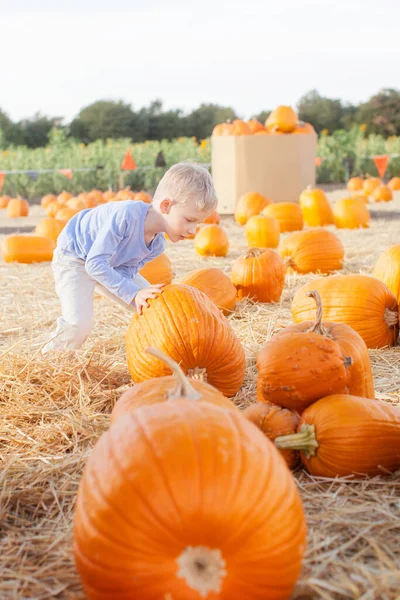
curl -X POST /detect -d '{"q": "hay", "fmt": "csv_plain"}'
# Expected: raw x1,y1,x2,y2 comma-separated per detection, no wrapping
1,191,400,599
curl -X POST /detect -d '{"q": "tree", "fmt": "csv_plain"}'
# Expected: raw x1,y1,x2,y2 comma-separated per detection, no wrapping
14,113,62,148
356,89,400,136
143,100,186,140
69,100,136,142
297,90,345,133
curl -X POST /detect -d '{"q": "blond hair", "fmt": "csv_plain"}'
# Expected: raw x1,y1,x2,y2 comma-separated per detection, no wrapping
153,162,218,212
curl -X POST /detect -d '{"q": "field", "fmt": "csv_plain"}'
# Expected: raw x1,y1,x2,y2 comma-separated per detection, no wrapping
1,189,400,599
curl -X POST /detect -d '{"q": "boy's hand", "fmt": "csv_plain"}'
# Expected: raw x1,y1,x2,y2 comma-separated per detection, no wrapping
134,284,165,315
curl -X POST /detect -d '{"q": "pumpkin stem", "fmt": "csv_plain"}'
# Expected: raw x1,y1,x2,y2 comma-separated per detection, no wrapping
274,424,319,459
306,290,331,337
145,347,201,401
384,307,398,328
244,247,263,259
176,546,227,597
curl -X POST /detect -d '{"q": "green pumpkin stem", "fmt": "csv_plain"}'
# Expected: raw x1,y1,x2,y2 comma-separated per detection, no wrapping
145,347,201,401
274,424,319,459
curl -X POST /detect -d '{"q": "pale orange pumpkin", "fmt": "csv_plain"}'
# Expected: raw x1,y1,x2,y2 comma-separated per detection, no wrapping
135,190,152,203
139,253,173,285
230,119,252,136
352,193,369,203
299,186,334,227
55,207,79,222
333,197,370,229
373,185,393,203
7,197,29,218
245,215,280,249
372,244,400,303
40,194,57,209
45,200,62,218
212,122,233,136
88,189,105,204
203,210,220,225
262,202,303,232
194,224,229,257
235,192,271,225
231,248,285,303
363,177,381,196
388,177,400,191
57,191,73,205
292,122,316,135
347,177,364,191
266,106,298,133
180,267,237,315
103,189,117,201
1,235,55,263
116,188,136,200
35,217,65,243
0,195,11,208
279,229,344,274
67,197,86,211
247,119,265,133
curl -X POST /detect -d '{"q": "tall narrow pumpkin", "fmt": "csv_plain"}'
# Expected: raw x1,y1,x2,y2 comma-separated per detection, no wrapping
262,202,303,233
235,192,271,225
278,228,344,274
139,253,173,285
333,197,370,229
291,275,399,348
231,248,285,303
245,215,280,249
1,235,55,263
194,224,229,257
126,284,245,397
299,186,334,226
180,267,237,314
372,243,400,303
7,198,29,218
74,400,307,599
275,394,400,478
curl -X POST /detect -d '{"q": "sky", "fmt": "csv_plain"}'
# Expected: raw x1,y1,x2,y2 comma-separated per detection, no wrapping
2,0,400,123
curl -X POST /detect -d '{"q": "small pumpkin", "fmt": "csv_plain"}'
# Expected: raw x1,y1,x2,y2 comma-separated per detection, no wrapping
372,243,400,303
180,267,237,315
1,235,55,263
45,200,62,218
347,177,364,191
333,197,370,229
243,402,300,469
247,119,265,133
40,194,57,209
275,394,400,478
135,190,152,203
235,192,271,225
57,191,73,205
103,189,117,202
34,217,65,243
266,106,298,133
126,283,246,397
7,198,30,218
245,215,280,249
212,122,233,136
292,122,316,135
194,224,229,257
55,207,79,222
299,186,334,226
388,177,400,191
230,119,252,135
203,210,220,225
363,177,381,196
116,188,136,200
262,202,303,233
67,197,86,211
291,274,399,349
0,195,11,209
231,248,285,303
88,189,105,204
373,185,393,203
139,253,173,285
81,193,98,208
278,228,344,274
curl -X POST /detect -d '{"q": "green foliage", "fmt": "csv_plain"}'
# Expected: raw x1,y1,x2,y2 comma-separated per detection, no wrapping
356,89,400,136
69,100,136,143
297,89,350,133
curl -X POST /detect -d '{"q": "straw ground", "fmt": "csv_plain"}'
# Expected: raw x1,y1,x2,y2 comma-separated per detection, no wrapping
1,190,400,599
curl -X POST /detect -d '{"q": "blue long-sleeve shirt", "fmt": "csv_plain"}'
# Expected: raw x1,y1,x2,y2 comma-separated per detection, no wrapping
56,201,166,304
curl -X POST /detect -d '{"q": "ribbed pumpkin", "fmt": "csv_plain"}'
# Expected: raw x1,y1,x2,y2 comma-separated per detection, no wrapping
135,190,152,203
194,224,229,257
373,185,393,202
231,248,285,303
57,191,73,205
275,394,400,478
74,400,307,600
372,244,400,303
347,177,364,191
212,123,232,136
45,200,62,218
40,194,57,208
55,207,79,222
333,197,370,229
266,106,298,133
1,235,55,263
235,192,271,225
278,291,374,399
139,253,173,285
388,176,400,191
247,119,265,133
243,402,300,469
126,284,245,397
112,348,238,426
262,202,303,233
0,195,11,208
363,177,381,195
203,210,220,225
34,217,65,243
291,275,399,348
230,119,252,136
292,122,315,134
180,267,237,315
7,198,29,218
278,229,344,274
299,186,334,226
245,215,280,249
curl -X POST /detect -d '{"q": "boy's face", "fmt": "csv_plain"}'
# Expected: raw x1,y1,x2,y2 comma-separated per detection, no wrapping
160,198,212,242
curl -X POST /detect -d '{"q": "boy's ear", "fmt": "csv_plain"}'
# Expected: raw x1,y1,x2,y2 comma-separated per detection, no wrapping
160,198,172,214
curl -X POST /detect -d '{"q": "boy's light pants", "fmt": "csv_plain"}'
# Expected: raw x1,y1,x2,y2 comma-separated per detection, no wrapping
41,250,148,354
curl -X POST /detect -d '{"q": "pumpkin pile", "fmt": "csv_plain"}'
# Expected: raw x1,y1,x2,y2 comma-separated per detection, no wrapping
212,105,316,136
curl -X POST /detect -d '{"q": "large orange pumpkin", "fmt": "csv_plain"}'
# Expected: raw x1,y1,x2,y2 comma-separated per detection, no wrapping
347,177,363,191
333,197,370,229
373,185,393,203
230,119,252,136
388,177,400,191
194,224,229,257
139,253,173,285
235,192,271,225
299,186,334,226
180,267,237,315
262,202,303,232
1,235,55,263
278,228,344,274
372,244,400,303
34,217,65,243
275,394,400,478
245,215,280,249
126,284,246,397
266,106,298,133
74,400,307,599
7,198,29,218
231,248,285,303
291,275,399,348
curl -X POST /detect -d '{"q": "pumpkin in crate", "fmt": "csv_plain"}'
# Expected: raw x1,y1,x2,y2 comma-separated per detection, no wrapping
373,185,393,203
299,186,334,226
347,177,363,191
266,106,298,133
278,228,344,274
111,348,238,424
277,290,374,399
203,210,220,225
243,402,300,469
262,202,303,233
235,192,271,225
275,394,400,478
291,275,399,349
126,284,245,397
212,122,232,136
45,200,62,218
245,215,280,249
247,118,265,133
293,122,315,134
194,224,229,257
388,177,400,191
231,248,285,303
1,235,55,263
363,177,381,196
55,207,79,222
372,243,400,303
0,195,11,208
40,194,57,209
74,396,307,599
139,253,173,285
333,197,370,229
7,198,30,218
180,267,237,315
57,191,73,205
35,218,65,243
230,119,252,135
135,190,152,203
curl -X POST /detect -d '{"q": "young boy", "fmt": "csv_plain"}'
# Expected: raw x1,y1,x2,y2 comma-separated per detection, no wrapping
42,162,217,354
